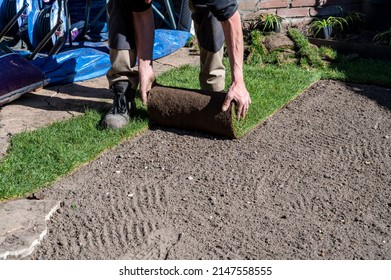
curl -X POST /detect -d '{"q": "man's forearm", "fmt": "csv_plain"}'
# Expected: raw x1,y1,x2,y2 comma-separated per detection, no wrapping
132,7,155,104
221,10,244,84
133,7,154,70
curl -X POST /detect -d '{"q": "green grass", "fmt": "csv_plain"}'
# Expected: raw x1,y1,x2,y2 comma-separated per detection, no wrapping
321,58,391,87
0,110,148,200
1,53,391,200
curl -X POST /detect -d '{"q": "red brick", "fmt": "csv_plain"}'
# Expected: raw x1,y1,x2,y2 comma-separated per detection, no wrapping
291,0,317,8
277,7,309,18
289,17,314,27
251,9,278,19
241,10,269,21
291,0,360,8
238,1,257,11
240,11,255,21
258,0,289,9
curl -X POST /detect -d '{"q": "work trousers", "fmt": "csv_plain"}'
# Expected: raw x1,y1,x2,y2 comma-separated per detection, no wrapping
106,0,225,92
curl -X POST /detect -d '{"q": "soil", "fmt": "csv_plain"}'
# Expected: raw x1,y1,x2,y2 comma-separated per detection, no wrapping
28,80,391,260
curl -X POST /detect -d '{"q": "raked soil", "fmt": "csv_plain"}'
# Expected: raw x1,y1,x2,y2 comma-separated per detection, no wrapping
29,80,391,260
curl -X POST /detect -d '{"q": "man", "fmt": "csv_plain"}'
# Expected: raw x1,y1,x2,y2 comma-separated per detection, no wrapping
102,0,251,129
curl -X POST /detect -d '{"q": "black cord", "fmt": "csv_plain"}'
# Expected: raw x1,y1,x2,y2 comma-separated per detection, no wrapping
35,7,51,40
5,0,16,22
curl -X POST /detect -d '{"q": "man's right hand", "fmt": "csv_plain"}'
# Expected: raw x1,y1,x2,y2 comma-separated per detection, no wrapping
139,67,155,105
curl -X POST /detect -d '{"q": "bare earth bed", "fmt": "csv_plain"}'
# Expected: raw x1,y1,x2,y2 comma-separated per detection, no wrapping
28,80,391,260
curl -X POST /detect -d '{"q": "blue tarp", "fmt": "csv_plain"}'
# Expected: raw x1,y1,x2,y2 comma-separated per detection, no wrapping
153,29,191,61
0,0,192,106
31,47,110,85
1,0,192,86
31,29,191,86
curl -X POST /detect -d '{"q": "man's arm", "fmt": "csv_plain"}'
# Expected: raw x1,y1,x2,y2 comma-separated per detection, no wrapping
221,10,251,120
132,1,155,105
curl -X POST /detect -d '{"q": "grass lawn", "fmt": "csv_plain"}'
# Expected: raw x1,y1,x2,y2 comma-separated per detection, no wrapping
1,55,391,200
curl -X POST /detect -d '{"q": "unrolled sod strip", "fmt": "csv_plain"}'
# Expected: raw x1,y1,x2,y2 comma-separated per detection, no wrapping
148,85,237,138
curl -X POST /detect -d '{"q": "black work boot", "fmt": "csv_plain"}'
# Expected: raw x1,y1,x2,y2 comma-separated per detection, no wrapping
102,81,135,129
126,85,137,116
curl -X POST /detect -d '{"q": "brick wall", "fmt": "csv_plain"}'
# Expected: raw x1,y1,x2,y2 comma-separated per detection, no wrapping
238,0,363,27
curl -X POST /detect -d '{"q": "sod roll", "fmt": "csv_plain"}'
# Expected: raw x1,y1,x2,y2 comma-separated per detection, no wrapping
148,85,237,138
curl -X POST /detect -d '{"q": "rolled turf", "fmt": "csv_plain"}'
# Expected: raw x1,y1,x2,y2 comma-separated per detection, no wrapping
148,85,237,138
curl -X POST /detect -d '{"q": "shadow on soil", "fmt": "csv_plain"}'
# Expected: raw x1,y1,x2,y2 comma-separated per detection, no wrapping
329,58,391,111
8,83,113,114
148,125,231,140
346,83,391,112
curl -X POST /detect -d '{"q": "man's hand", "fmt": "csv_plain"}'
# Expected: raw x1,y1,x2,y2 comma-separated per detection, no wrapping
139,67,155,105
222,81,251,120
145,0,152,3
220,11,251,120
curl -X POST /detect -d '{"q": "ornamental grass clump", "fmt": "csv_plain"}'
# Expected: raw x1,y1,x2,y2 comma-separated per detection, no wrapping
373,27,391,46
344,11,365,34
309,16,348,39
260,13,284,33
247,13,284,33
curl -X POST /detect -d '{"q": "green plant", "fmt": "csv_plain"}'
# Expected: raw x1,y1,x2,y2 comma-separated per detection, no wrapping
373,27,391,46
344,11,365,34
345,11,365,26
258,13,284,33
310,16,348,38
247,17,262,32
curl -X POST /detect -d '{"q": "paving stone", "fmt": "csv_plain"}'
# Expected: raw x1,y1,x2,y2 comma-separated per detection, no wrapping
0,199,61,260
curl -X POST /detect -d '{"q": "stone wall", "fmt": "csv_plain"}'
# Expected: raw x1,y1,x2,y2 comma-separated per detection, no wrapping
238,0,363,27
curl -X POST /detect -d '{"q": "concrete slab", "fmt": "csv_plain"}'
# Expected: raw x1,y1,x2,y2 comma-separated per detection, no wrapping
0,47,199,259
0,199,61,259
